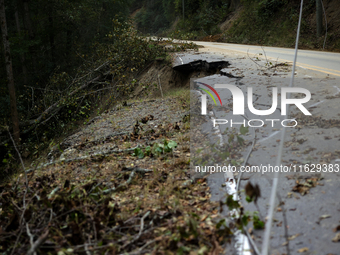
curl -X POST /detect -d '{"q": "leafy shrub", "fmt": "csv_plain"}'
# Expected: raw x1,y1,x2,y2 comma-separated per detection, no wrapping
132,139,178,158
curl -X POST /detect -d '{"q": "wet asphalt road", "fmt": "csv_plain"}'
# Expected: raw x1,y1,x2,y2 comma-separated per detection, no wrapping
177,48,340,255
179,40,340,77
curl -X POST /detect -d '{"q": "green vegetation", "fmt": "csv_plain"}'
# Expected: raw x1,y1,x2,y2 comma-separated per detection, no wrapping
133,0,174,34
133,0,230,36
0,0,197,174
1,0,132,167
132,139,178,159
224,0,310,47
133,0,340,51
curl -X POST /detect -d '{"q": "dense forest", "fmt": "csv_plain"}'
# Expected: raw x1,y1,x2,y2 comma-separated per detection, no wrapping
0,0,171,169
133,0,339,50
0,0,129,136
132,0,239,35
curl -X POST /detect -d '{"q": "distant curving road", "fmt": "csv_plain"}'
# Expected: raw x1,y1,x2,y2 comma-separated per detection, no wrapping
189,41,340,77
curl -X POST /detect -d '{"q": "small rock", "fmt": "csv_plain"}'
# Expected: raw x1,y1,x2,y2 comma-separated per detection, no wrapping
332,233,340,242
297,247,309,253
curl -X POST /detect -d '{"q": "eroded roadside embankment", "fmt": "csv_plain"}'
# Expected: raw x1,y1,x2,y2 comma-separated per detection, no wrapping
0,55,238,254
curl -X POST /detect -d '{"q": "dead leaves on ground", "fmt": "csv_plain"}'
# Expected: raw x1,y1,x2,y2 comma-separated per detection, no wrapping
0,122,230,254
0,172,231,254
288,175,323,196
245,181,261,204
293,113,340,129
0,92,233,254
141,114,154,124
124,118,183,142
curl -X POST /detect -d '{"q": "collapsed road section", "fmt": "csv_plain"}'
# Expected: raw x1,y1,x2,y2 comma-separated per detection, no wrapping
173,52,230,74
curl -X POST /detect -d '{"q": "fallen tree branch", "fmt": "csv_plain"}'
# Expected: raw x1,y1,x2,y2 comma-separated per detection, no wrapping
247,49,266,71
278,193,291,255
101,169,136,194
26,145,140,173
261,46,270,67
94,60,110,73
133,239,157,255
26,223,35,255
26,229,49,255
20,74,103,127
8,127,27,188
121,211,151,249
10,226,23,255
35,107,62,128
17,60,113,131
242,225,261,255
122,167,153,173
50,132,129,155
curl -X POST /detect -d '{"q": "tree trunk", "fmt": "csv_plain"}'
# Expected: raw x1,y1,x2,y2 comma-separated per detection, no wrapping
21,0,37,73
0,0,20,144
230,0,240,11
23,0,34,39
182,0,184,20
316,0,323,37
48,4,56,67
15,2,28,84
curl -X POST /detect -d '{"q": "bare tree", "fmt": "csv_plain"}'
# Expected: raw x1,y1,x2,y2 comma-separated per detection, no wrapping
0,0,20,144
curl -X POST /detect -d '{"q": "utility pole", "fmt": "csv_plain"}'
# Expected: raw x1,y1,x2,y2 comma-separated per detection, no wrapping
182,0,184,20
316,0,323,37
